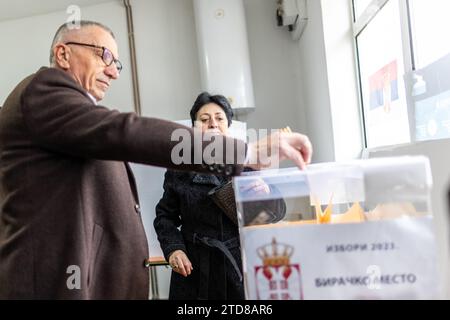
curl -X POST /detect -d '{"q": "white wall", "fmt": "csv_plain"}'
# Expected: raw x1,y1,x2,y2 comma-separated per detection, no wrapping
0,0,112,21
131,0,202,121
297,0,363,163
0,1,134,113
131,0,307,134
238,0,306,133
297,0,335,163
320,0,363,161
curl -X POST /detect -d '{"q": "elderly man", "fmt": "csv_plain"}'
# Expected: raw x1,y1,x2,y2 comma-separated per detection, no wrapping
0,21,312,299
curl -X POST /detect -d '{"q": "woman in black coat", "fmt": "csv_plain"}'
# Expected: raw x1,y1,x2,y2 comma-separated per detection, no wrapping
154,92,286,300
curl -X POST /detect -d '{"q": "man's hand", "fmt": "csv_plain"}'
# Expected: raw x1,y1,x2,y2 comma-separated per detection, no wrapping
168,250,193,277
246,131,313,170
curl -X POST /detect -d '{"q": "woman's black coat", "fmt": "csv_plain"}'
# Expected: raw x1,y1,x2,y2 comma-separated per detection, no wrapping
154,170,286,300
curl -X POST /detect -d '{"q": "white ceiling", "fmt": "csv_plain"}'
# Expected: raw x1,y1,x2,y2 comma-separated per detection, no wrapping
0,0,116,22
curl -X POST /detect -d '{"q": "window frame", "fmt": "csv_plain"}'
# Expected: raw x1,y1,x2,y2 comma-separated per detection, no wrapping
352,0,422,150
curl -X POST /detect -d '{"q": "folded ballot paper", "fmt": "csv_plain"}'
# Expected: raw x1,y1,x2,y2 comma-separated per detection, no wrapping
301,198,425,225
233,156,441,300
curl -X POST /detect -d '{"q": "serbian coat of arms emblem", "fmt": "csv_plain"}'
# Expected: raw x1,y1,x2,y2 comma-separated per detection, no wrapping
255,238,303,300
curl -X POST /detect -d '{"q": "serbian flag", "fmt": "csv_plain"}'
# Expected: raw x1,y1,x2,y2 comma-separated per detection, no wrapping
369,60,399,110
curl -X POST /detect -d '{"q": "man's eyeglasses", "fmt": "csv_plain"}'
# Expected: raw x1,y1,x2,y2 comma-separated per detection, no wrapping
65,42,123,74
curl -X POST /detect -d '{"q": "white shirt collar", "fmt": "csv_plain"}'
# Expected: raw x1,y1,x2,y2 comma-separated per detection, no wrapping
86,92,98,105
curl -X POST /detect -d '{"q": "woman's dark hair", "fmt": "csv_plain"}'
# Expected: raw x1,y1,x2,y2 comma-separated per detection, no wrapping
190,92,234,127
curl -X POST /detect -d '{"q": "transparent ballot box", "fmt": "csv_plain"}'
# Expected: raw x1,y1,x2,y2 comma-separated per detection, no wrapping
232,156,440,300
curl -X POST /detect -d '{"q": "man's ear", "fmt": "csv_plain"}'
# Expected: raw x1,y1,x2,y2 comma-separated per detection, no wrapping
53,44,70,70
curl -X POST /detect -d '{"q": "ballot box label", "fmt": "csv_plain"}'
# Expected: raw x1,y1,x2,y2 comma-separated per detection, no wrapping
242,216,440,300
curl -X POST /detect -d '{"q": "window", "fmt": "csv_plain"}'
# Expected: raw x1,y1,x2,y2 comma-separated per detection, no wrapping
409,0,450,69
353,0,450,148
353,0,373,20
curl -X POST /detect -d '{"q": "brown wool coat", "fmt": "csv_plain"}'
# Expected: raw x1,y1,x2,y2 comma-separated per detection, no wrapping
0,67,245,299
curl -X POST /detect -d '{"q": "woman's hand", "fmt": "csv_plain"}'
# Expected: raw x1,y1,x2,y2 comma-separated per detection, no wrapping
168,250,193,277
240,178,271,196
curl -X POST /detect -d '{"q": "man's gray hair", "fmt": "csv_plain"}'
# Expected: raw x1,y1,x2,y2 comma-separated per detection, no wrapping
49,20,115,64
